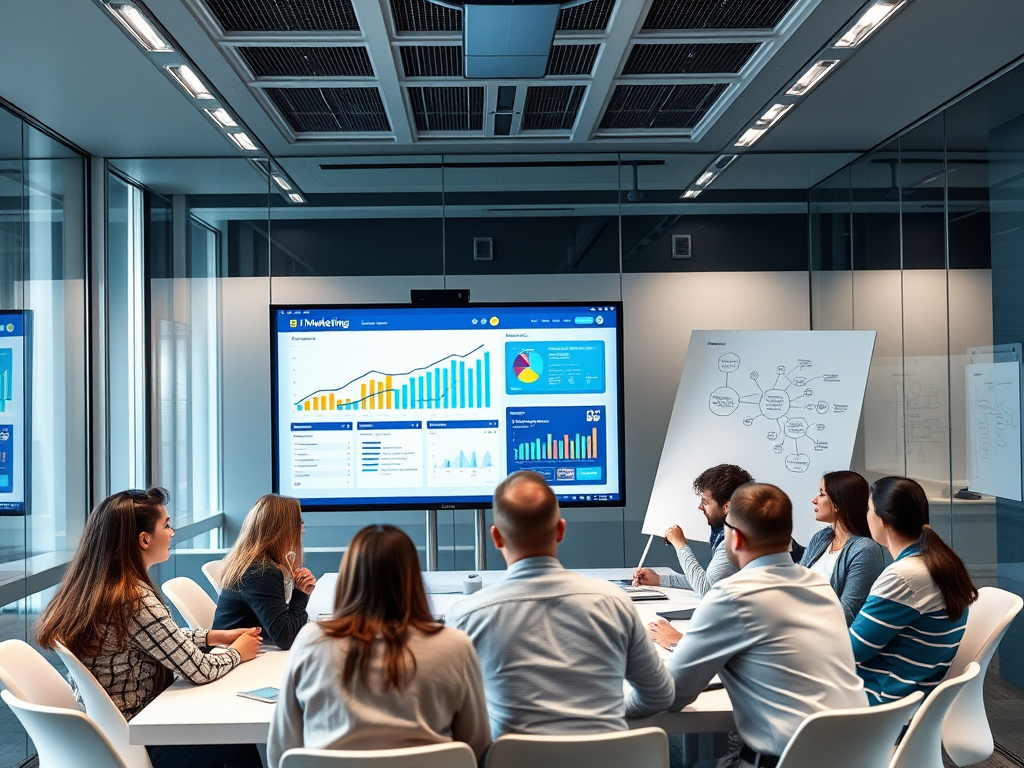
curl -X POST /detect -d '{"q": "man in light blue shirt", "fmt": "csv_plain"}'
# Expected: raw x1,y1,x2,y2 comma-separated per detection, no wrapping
449,471,675,738
631,483,866,768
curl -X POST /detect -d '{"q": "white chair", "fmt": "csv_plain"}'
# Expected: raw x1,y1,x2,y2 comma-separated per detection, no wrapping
201,559,225,596
162,576,217,630
280,742,477,768
0,639,79,710
2,689,128,768
775,691,923,768
485,727,669,768
888,662,980,768
942,586,1023,766
54,642,153,768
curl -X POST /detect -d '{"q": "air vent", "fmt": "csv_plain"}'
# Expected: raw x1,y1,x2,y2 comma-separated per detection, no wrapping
558,0,614,30
265,88,391,132
408,87,484,132
642,0,797,30
599,83,727,130
390,0,462,31
672,234,692,259
546,45,600,77
238,47,374,78
400,46,463,77
623,43,759,75
522,86,586,131
205,0,359,32
473,237,494,261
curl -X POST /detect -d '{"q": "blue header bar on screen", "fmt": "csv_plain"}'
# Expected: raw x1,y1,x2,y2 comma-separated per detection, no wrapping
0,314,25,337
275,305,619,333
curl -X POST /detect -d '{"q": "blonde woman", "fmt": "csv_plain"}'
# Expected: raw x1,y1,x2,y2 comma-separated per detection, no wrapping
213,494,316,650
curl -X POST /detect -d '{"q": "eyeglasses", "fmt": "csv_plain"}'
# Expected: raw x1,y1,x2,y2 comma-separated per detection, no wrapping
722,517,745,536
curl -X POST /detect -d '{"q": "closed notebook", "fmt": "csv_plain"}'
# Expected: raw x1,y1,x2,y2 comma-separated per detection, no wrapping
237,687,279,704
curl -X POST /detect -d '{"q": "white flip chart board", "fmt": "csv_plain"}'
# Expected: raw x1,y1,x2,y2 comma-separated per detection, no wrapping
965,351,1022,502
645,330,876,545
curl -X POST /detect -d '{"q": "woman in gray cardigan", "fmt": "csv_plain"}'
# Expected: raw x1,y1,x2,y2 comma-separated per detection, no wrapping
800,471,886,625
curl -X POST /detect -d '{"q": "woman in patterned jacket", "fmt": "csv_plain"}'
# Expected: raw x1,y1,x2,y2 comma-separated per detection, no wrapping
37,487,263,768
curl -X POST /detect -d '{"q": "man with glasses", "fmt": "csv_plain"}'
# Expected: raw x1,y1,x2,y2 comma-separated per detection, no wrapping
628,483,866,768
632,464,753,596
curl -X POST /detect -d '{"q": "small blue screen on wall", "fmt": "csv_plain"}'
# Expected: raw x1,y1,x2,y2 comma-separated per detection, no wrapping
271,303,625,510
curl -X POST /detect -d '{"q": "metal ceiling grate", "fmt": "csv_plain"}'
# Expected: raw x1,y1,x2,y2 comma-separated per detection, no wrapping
265,87,391,132
400,46,463,77
546,45,600,76
204,0,359,32
522,86,586,131
642,0,797,30
408,87,484,131
599,83,727,130
390,0,462,31
623,43,759,75
557,0,614,30
238,46,374,78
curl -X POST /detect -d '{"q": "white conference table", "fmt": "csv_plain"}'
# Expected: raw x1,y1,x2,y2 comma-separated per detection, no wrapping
129,568,733,746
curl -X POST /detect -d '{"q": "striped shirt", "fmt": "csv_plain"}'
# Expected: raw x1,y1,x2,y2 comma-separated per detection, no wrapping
849,544,967,704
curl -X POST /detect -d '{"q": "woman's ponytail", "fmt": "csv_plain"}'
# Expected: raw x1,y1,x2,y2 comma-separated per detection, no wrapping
918,524,978,621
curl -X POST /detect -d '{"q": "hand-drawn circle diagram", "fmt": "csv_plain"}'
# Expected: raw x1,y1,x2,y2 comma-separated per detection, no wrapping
707,353,844,474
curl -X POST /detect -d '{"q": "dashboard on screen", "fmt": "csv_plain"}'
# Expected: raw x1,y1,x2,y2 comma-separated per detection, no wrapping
271,302,625,510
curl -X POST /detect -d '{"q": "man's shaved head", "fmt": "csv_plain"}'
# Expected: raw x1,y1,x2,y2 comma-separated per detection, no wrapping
493,471,560,551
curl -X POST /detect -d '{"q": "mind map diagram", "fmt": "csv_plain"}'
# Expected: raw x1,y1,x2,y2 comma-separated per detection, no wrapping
707,353,850,474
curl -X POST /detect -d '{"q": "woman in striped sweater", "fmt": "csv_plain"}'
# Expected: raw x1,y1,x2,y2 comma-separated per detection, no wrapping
849,476,978,704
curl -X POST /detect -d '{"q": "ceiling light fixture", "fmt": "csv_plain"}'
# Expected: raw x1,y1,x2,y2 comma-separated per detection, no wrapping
787,60,840,96
287,193,306,204
165,65,213,100
105,2,174,52
226,132,259,151
834,0,906,48
692,154,738,189
272,175,293,192
203,107,237,128
734,103,795,147
681,190,701,199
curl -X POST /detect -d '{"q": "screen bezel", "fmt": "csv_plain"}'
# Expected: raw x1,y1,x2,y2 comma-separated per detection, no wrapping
270,301,626,511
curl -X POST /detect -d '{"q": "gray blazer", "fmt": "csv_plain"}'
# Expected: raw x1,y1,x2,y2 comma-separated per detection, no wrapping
799,529,886,626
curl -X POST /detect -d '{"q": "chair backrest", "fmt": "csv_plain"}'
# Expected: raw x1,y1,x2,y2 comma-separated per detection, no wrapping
889,663,980,768
162,576,217,630
54,642,153,768
485,727,669,768
201,559,225,595
947,587,1022,678
2,689,128,768
942,587,1023,766
0,639,79,710
776,691,923,768
280,742,478,768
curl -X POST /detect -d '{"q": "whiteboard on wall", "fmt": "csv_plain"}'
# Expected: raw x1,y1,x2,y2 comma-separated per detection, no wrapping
644,330,876,545
965,351,1022,502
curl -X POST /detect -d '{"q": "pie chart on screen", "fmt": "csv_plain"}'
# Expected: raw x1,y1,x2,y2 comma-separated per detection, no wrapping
513,351,544,384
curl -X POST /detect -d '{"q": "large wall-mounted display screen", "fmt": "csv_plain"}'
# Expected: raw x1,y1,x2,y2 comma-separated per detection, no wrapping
0,311,29,515
271,303,625,510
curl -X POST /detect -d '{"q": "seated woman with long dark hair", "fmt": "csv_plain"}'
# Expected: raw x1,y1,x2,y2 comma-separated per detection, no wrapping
267,524,491,768
36,488,262,768
849,476,978,704
213,493,316,650
799,470,886,625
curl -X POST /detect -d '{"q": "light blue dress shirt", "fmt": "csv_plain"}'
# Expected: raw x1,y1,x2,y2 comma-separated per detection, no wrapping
628,552,867,756
448,556,675,738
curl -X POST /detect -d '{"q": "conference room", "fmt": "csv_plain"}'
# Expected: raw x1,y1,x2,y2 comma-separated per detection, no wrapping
1,0,1024,766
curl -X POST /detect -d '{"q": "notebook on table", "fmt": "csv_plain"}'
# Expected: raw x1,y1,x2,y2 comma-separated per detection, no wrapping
609,580,669,601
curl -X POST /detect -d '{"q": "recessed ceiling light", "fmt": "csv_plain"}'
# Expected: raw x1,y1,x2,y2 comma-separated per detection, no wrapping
226,132,259,151
787,60,840,96
695,171,716,187
165,65,213,100
288,193,306,204
757,103,794,127
106,3,174,52
203,108,237,128
272,175,293,192
681,190,701,199
835,1,906,48
735,127,768,147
